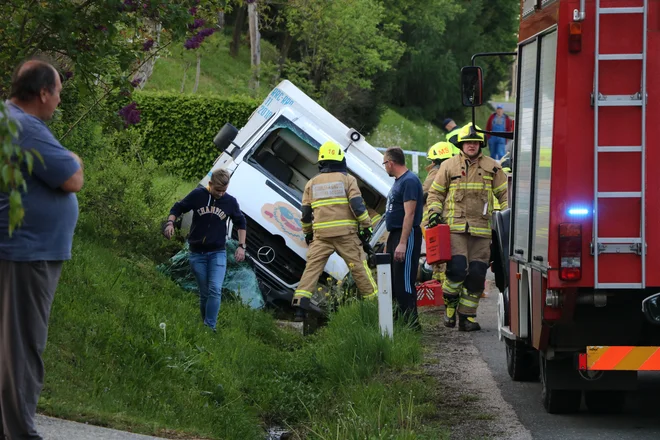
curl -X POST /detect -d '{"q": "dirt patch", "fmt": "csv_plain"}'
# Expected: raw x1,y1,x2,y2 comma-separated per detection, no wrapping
419,279,532,440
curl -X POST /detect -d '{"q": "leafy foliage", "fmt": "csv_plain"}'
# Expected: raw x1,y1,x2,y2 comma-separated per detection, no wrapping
131,91,258,180
273,0,405,132
0,102,40,235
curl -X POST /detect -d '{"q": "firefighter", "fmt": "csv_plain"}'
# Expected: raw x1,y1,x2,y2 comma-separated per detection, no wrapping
426,124,508,331
421,141,453,284
292,141,378,321
442,118,462,156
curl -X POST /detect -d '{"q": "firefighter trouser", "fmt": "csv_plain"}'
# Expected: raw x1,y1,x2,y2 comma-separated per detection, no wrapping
442,232,490,317
387,227,423,328
293,234,377,303
432,262,447,283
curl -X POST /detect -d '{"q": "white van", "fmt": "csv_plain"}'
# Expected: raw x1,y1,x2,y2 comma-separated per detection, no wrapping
194,80,393,308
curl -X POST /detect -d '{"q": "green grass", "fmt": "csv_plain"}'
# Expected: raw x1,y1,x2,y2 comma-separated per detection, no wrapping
41,236,449,439
145,32,278,99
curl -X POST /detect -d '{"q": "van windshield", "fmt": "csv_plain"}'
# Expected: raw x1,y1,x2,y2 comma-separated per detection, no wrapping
247,116,386,228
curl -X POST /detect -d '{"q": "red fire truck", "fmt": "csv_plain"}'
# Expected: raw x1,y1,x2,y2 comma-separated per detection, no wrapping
462,0,660,414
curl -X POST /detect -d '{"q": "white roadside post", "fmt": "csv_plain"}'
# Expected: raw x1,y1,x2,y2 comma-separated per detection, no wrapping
376,253,394,338
412,154,419,174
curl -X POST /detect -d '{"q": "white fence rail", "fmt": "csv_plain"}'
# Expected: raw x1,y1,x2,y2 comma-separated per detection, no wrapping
375,147,426,174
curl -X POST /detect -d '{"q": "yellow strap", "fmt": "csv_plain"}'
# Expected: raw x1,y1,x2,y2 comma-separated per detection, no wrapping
363,260,378,294
493,181,507,194
311,197,349,209
294,290,313,299
313,219,358,230
356,211,370,222
431,181,446,192
459,297,479,308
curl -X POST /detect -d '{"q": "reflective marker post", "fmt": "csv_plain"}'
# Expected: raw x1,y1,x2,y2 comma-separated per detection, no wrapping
376,253,394,339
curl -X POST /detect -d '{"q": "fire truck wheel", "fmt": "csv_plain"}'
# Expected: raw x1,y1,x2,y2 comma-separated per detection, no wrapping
584,390,625,414
540,355,581,414
505,339,540,381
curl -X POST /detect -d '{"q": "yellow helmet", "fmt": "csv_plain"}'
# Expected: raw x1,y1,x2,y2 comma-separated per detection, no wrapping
318,141,345,162
457,123,485,147
427,141,453,161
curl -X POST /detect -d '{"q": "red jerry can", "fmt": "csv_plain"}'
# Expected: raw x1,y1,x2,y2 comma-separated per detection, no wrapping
425,224,451,265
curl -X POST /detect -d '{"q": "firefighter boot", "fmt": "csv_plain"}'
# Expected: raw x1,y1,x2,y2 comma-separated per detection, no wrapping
444,305,457,328
443,295,459,328
292,296,311,322
458,314,481,332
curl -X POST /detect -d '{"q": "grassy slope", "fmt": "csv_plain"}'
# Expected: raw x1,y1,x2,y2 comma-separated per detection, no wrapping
145,32,277,99
43,235,447,439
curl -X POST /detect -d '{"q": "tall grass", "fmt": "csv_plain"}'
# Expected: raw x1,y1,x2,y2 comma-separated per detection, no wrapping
42,236,445,439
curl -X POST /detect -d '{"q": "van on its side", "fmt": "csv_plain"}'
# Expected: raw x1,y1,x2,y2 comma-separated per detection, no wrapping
187,80,393,308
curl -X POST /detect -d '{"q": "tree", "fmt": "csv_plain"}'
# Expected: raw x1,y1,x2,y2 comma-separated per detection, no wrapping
383,0,519,124
0,0,207,233
279,0,404,130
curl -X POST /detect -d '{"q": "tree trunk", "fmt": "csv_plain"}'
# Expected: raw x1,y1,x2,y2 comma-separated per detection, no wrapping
230,6,247,57
279,31,293,69
217,10,225,28
132,20,162,89
180,62,190,93
193,52,201,93
247,1,261,90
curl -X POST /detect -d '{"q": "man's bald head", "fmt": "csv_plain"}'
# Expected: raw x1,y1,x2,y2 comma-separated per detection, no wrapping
10,60,60,102
10,59,62,121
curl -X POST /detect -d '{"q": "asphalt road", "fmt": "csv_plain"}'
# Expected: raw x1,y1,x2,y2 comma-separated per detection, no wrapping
472,292,660,440
490,101,516,115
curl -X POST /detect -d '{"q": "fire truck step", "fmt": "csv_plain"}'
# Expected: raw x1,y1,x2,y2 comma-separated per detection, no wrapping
599,7,644,15
597,146,642,152
597,191,641,198
596,283,643,289
598,53,643,61
597,99,643,107
597,238,642,244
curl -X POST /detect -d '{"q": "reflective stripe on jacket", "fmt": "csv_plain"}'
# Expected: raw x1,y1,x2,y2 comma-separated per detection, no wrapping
426,152,508,238
421,165,440,228
301,172,372,238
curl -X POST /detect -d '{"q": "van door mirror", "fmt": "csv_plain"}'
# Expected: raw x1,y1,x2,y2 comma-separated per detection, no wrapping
642,293,660,326
461,66,484,107
213,123,239,153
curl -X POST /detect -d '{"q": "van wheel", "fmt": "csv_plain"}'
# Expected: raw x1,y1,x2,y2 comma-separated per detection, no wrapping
505,339,539,381
584,391,625,414
540,354,581,414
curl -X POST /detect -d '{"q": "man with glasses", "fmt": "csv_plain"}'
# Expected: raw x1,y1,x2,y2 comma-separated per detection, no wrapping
382,147,424,330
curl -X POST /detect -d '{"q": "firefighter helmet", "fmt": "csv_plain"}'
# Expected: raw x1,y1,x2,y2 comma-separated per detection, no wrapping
318,141,345,162
427,142,453,161
457,123,486,147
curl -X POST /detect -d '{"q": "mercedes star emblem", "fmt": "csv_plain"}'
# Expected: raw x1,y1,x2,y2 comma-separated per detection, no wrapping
257,246,276,264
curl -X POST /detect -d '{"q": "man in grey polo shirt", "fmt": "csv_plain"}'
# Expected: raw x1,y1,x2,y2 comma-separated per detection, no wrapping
0,59,83,440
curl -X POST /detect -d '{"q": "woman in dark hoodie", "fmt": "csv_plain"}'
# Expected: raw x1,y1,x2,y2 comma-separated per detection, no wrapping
164,169,247,331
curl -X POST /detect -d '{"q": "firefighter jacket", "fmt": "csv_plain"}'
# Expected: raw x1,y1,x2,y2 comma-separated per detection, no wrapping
421,164,440,228
301,164,372,239
426,152,508,238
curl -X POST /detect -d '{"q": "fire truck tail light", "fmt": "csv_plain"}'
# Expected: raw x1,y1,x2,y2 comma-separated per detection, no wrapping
569,23,582,53
559,223,582,281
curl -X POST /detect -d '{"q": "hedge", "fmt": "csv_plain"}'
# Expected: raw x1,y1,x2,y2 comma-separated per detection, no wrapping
132,91,259,180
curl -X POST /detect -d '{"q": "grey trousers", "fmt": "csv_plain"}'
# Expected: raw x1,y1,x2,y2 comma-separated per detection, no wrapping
0,260,62,440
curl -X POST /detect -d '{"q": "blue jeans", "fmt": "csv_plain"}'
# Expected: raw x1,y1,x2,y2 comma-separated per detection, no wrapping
188,250,227,330
489,136,506,160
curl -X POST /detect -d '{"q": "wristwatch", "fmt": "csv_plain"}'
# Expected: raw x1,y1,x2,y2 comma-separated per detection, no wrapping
239,243,247,249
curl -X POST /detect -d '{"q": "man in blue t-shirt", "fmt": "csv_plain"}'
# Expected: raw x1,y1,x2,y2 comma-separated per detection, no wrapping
383,147,423,330
0,59,83,440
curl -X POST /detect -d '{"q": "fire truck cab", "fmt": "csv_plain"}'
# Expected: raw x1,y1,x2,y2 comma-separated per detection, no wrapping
463,0,660,414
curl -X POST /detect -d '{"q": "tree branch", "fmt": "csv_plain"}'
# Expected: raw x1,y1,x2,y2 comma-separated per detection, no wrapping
61,41,172,140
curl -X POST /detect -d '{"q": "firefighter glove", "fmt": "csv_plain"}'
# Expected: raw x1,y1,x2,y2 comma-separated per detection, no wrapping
358,227,373,244
428,212,444,228
305,232,314,246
